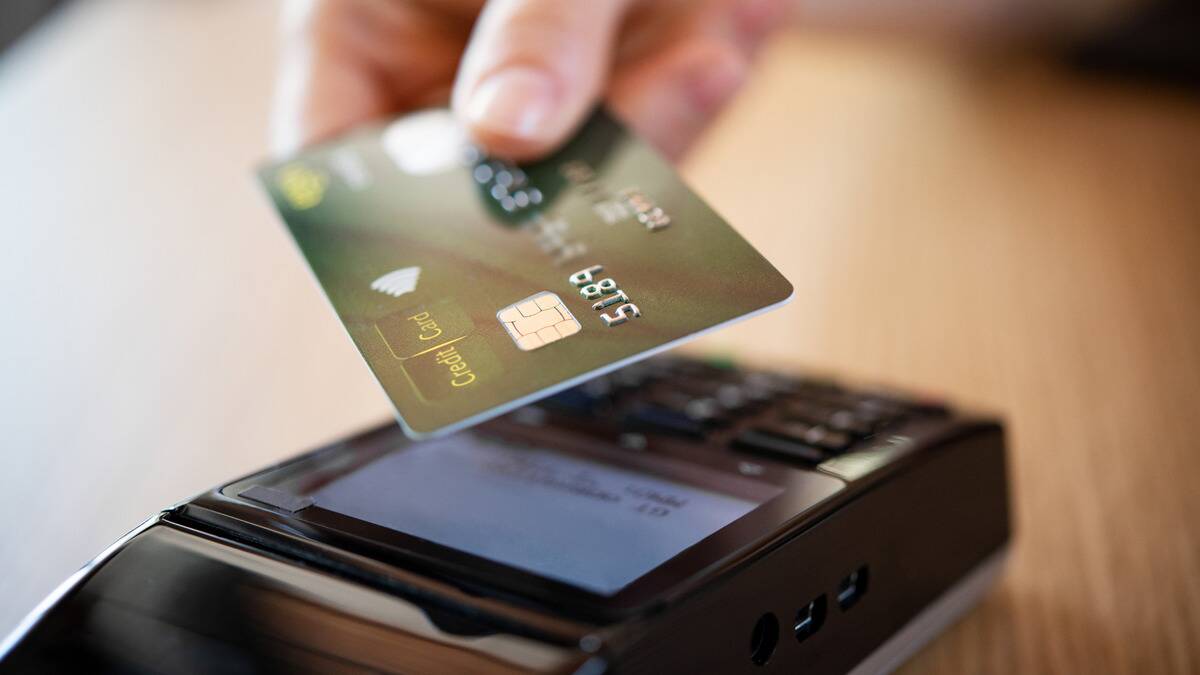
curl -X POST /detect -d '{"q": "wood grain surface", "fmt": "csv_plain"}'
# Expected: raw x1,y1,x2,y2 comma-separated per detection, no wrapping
1,2,1197,672
685,34,1200,675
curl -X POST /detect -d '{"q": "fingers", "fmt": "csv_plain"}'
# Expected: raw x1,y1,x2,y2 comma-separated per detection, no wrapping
271,50,390,157
452,0,634,161
607,38,748,161
607,0,785,160
272,0,784,161
271,0,467,157
271,2,376,156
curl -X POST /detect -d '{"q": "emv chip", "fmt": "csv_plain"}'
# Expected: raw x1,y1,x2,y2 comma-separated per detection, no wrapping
497,292,581,351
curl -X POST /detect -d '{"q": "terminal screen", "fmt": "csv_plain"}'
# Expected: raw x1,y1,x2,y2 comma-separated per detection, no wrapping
313,435,780,595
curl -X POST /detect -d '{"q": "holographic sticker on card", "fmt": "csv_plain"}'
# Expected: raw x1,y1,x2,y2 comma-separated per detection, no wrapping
259,108,792,438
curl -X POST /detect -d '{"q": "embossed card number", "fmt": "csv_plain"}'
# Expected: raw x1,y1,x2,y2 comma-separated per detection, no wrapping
568,265,642,327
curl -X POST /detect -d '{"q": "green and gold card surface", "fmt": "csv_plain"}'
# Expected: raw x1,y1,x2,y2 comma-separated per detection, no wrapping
259,109,792,438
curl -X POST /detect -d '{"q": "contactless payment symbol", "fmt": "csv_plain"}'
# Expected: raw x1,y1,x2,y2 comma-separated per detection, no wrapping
371,267,421,298
497,292,581,351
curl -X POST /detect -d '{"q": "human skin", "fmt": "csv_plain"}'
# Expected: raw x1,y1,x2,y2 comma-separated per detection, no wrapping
271,0,790,161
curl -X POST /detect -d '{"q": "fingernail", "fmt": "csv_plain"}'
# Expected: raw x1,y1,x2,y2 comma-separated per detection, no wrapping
462,66,558,141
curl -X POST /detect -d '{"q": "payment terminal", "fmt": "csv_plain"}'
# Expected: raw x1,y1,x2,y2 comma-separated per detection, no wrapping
1,355,1010,674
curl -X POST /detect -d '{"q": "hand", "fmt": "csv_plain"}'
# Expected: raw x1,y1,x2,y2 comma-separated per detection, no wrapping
271,0,787,161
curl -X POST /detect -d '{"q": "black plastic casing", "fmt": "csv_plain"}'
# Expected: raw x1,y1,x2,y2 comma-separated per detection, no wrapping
1,401,1010,674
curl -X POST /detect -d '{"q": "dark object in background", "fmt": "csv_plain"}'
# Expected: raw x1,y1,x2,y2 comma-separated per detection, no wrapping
2,355,1011,674
1068,0,1200,89
0,0,67,56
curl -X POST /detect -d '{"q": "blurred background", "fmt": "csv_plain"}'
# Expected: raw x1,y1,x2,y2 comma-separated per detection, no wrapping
0,1,1197,673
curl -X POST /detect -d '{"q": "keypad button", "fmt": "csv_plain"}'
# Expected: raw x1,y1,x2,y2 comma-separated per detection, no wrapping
541,377,615,415
683,397,722,422
782,400,839,425
624,405,708,439
530,357,936,463
783,400,895,438
794,378,843,397
851,397,907,420
742,372,800,397
671,378,753,412
732,429,829,465
826,409,876,436
649,391,728,424
610,362,660,390
759,420,853,453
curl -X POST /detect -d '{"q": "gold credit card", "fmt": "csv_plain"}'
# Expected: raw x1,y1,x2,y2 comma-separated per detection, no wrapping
259,109,792,438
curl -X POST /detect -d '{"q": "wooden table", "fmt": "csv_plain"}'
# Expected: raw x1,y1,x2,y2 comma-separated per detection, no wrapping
688,34,1200,675
1,2,1197,672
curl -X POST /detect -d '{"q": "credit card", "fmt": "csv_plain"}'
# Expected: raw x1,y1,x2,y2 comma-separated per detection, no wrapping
259,108,792,438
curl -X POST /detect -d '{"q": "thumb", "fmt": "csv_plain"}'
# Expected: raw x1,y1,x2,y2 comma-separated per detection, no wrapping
452,0,632,161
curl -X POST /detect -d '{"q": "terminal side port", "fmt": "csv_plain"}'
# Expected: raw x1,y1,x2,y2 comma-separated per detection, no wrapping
837,566,870,610
794,594,827,642
749,612,779,666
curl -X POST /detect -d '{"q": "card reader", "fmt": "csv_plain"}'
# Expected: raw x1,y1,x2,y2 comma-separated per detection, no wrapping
0,356,1011,674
